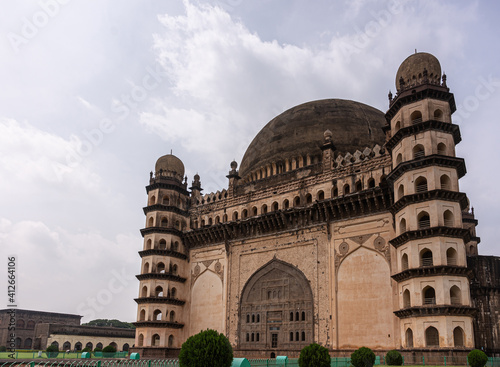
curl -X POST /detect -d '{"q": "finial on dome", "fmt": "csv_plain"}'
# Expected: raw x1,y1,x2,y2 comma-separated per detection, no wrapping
324,129,333,142
230,160,238,170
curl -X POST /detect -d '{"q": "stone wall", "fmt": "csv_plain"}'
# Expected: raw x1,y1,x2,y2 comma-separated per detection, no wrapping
468,255,500,356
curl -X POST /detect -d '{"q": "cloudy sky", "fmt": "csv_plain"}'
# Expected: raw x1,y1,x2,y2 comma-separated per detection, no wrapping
1,0,499,323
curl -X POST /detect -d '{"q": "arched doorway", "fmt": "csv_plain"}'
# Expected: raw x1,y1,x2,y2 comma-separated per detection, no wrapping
239,259,313,351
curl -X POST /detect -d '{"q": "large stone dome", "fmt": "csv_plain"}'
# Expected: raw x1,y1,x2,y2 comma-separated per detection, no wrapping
239,99,387,179
395,52,441,91
155,153,185,178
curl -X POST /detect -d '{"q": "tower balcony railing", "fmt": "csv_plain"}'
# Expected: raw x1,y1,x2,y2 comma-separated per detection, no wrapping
450,296,462,305
441,183,451,190
413,150,425,159
418,220,431,229
444,219,454,227
415,184,428,193
437,149,447,155
411,118,423,125
424,297,436,305
446,257,457,266
420,258,433,267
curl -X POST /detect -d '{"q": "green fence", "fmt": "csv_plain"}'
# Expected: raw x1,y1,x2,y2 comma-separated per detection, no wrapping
0,357,499,367
0,351,129,360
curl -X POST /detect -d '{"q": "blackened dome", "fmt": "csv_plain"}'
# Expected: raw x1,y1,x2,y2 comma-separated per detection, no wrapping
239,99,387,180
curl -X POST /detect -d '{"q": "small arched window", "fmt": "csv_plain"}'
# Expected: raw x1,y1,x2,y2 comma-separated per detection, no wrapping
301,311,305,321
272,202,279,211
446,248,458,266
306,194,312,204
396,153,403,166
159,239,167,249
153,309,162,321
215,216,220,224
418,211,430,229
290,312,294,322
443,210,454,227
301,332,305,341
423,286,436,305
437,142,447,155
246,314,250,323
355,180,362,192
283,199,289,209
168,335,174,348
332,187,339,197
257,314,260,323
453,327,464,347
148,217,154,227
145,239,152,250
149,195,156,206
413,144,425,159
367,178,375,188
420,249,433,267
317,191,325,200
252,207,258,216
403,289,411,308
343,184,350,195
172,264,178,275
406,328,414,348
252,314,255,323
401,253,409,271
293,196,300,207
425,326,439,347
157,262,165,273
141,286,148,298
171,287,177,298
399,218,407,234
152,334,160,347
394,120,401,131
161,217,168,227
143,262,150,274
155,286,163,297
163,196,169,205
440,174,451,190
434,109,443,121
415,176,428,193
241,209,248,219
411,110,422,124
232,211,239,221
450,285,462,305
398,184,405,201
290,332,293,341
170,310,175,322
262,204,268,214
138,334,144,347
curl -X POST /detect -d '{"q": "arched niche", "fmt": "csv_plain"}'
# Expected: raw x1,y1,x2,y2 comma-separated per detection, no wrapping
337,246,393,349
190,270,223,335
239,259,313,350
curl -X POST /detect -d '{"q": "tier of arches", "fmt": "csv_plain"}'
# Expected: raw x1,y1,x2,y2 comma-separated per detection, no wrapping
50,341,129,352
398,206,458,235
402,284,463,308
14,319,36,329
146,215,187,231
192,174,386,228
405,326,465,348
142,260,180,276
393,107,448,133
394,141,453,168
396,173,454,202
143,237,182,252
400,247,459,271
137,333,174,348
138,307,177,323
148,192,189,210
140,284,178,299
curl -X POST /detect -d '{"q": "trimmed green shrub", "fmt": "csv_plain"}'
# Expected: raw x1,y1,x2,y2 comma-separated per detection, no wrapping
81,347,92,353
468,349,488,367
179,329,233,367
102,345,116,357
385,350,403,366
94,347,102,352
298,343,331,367
46,344,59,358
351,347,376,367
0,346,7,352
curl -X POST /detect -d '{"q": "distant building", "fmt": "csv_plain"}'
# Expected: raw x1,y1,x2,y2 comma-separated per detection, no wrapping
132,52,500,358
0,309,134,351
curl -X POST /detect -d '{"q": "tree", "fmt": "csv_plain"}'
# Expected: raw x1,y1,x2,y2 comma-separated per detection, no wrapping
46,344,59,358
179,329,233,367
468,349,488,367
385,350,403,366
298,343,331,367
351,347,376,367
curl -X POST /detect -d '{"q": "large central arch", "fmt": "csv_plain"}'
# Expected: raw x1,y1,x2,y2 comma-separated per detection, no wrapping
238,259,313,351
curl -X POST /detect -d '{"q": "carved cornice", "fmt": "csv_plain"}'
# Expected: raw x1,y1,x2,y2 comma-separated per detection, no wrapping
385,120,461,153
134,297,185,306
184,187,393,248
132,321,184,329
390,227,470,248
385,84,456,121
394,305,476,319
140,227,183,238
136,273,186,283
387,155,466,183
391,190,468,214
139,249,188,260
391,265,472,282
146,181,189,196
143,204,189,216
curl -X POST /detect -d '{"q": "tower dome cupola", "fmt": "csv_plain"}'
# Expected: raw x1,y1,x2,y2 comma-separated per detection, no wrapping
395,52,442,92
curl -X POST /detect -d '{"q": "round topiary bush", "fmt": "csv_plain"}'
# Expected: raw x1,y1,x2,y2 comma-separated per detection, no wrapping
46,344,59,358
179,329,233,367
102,345,116,357
0,346,7,352
94,347,102,352
468,349,488,367
385,350,403,366
351,347,376,367
81,347,92,353
298,343,331,367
